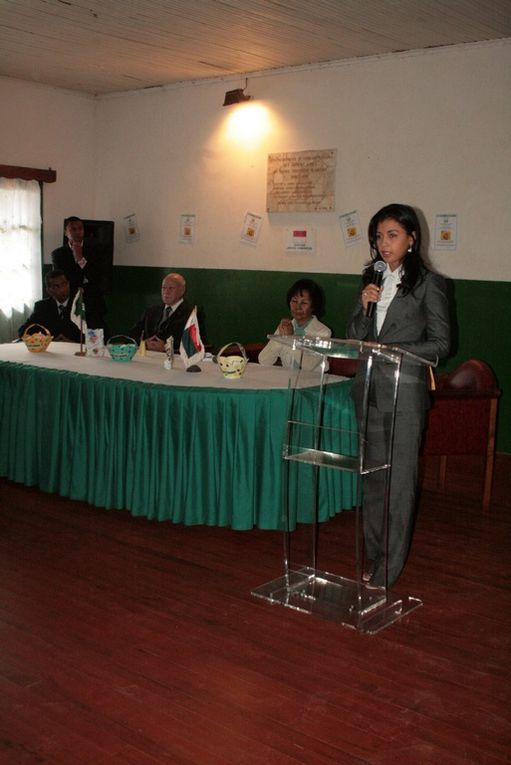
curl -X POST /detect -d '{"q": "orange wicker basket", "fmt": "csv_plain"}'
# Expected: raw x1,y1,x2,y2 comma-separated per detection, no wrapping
21,323,53,353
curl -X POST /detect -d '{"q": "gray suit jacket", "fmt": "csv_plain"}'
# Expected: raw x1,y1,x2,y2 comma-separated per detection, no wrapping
347,269,450,412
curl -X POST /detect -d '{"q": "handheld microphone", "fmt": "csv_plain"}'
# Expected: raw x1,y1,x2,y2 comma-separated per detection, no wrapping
366,260,387,319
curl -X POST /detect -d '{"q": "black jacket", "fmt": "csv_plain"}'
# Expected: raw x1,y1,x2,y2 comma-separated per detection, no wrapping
18,293,84,342
51,239,109,331
129,301,201,351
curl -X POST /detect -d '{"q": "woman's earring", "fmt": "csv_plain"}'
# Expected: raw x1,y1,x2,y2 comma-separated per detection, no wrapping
407,245,413,253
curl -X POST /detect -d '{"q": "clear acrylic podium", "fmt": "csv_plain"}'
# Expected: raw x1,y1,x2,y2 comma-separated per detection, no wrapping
252,335,434,634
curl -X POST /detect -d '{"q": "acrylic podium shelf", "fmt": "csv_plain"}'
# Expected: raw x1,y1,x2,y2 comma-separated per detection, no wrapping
252,336,434,634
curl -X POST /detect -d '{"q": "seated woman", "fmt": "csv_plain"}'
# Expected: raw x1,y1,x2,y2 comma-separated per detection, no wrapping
258,278,331,371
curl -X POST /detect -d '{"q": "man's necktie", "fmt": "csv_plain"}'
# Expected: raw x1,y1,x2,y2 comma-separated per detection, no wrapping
158,306,171,330
58,304,66,320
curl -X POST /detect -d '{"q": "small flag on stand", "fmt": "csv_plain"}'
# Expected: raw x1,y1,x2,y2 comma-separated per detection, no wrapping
70,288,87,335
180,307,204,369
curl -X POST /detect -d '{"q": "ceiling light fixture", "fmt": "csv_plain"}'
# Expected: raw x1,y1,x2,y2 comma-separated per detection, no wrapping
223,81,251,106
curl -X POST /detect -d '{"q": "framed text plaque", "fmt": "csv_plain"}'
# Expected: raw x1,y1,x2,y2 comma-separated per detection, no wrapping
267,149,336,212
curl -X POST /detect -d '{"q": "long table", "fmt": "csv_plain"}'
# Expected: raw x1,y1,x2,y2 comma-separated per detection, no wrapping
0,342,357,529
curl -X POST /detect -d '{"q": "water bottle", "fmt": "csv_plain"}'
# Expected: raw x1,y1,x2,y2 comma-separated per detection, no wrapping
164,336,174,370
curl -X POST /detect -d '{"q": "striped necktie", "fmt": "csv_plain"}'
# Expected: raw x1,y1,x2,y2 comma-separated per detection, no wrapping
158,305,171,329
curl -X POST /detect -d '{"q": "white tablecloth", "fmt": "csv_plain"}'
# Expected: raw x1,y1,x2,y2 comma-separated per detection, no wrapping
0,342,345,389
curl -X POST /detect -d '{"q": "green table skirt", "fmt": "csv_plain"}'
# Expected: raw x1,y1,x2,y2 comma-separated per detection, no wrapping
0,361,358,529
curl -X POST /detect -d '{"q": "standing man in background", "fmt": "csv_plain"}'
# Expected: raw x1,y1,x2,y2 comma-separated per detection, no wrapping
52,215,109,335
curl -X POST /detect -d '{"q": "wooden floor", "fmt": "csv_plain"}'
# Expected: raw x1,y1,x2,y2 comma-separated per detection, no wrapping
0,455,510,765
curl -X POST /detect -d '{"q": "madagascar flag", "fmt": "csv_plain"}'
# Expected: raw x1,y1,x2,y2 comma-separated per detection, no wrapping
180,307,205,368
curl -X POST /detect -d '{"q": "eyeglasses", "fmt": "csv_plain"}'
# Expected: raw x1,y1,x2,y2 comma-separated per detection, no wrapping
290,298,312,307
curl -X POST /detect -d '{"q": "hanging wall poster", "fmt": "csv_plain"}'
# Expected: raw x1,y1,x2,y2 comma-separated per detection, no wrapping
180,214,197,243
434,213,458,250
339,210,362,246
284,226,316,254
124,214,140,243
240,212,262,245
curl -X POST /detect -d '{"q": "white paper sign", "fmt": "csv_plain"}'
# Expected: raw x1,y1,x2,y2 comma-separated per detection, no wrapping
285,227,316,254
180,214,197,243
434,214,458,250
339,210,362,246
124,214,140,243
240,212,262,245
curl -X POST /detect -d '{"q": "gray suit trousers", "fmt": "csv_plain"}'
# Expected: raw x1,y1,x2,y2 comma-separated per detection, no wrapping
363,404,425,587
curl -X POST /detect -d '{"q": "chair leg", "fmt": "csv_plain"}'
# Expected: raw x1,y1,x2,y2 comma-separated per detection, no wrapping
482,455,494,512
438,456,447,490
482,399,498,512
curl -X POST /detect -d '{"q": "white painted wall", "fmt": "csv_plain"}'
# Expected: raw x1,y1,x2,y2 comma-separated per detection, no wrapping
2,38,510,280
94,39,511,280
0,76,96,258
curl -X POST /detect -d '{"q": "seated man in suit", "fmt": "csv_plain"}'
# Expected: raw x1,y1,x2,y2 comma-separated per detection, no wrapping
129,272,197,352
51,215,109,333
18,270,84,342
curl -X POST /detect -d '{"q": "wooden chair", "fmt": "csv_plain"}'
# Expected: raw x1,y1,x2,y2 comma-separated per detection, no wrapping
421,359,501,510
327,356,360,378
243,342,265,363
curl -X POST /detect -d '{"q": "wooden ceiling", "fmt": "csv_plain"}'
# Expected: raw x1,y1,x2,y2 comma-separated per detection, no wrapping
1,0,510,95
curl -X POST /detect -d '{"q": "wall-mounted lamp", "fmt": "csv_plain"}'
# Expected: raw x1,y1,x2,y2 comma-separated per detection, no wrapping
223,87,251,106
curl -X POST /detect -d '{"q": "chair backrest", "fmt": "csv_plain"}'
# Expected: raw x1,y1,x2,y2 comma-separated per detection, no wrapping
422,359,500,458
327,357,359,378
242,342,265,363
435,359,498,395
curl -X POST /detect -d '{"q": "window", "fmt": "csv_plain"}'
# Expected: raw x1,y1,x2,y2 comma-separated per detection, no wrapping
0,177,42,342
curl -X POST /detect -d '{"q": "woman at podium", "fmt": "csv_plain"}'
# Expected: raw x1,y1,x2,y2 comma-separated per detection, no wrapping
347,203,450,589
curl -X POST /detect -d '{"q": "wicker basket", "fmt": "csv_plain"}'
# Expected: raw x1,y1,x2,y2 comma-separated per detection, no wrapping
216,342,248,379
106,335,138,362
21,324,53,353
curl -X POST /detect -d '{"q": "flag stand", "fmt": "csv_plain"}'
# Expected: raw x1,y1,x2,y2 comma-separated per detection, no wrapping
73,288,87,357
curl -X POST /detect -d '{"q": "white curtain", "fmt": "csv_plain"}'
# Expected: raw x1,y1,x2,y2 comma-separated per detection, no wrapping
0,178,42,342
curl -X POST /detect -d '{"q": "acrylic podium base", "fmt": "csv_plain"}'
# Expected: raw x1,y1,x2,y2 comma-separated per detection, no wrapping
251,566,422,634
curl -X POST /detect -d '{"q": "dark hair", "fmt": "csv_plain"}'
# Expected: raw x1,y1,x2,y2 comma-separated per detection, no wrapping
286,278,325,316
364,203,425,294
45,269,68,287
64,215,83,229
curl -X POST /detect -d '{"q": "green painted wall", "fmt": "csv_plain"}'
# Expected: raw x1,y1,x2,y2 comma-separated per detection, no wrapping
105,266,510,453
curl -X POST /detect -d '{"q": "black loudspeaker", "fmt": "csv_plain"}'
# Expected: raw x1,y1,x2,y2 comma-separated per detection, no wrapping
63,219,114,294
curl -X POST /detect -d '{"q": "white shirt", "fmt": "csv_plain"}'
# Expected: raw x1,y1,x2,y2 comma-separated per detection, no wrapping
376,266,403,334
